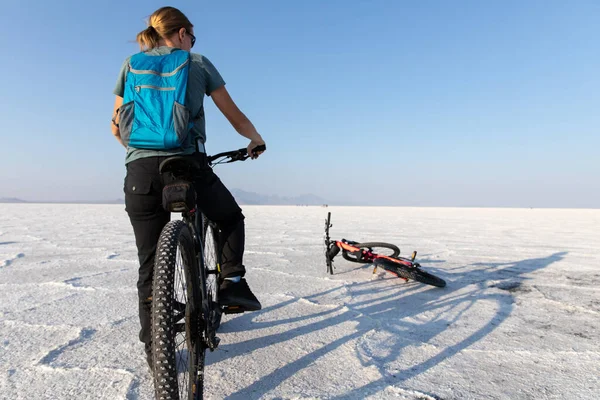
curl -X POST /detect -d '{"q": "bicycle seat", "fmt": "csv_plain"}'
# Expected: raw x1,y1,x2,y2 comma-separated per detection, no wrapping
159,156,200,177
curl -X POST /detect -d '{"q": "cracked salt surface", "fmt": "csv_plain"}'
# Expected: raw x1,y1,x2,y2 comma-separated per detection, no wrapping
0,204,599,399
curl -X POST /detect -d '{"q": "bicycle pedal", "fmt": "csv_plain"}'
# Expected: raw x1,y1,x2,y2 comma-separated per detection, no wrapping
208,336,220,351
222,306,245,314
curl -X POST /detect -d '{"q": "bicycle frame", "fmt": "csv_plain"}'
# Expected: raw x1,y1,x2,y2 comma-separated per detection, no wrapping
325,211,418,275
337,240,414,266
152,145,265,399
167,146,266,347
179,146,266,344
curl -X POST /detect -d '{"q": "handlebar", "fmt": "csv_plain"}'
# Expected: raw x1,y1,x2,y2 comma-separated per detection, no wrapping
208,144,266,166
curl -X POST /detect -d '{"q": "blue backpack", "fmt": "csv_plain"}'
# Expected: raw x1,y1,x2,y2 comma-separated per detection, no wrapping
119,50,192,150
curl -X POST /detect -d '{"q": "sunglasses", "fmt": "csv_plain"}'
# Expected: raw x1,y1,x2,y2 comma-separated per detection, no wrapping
186,30,196,48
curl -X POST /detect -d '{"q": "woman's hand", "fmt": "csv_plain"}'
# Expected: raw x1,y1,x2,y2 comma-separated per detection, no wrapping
111,96,126,148
247,136,266,159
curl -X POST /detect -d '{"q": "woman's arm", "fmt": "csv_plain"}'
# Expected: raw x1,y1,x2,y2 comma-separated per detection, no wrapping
211,86,266,158
111,96,126,148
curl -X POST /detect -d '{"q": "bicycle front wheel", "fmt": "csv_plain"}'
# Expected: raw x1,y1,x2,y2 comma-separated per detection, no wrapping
342,242,400,263
152,220,204,400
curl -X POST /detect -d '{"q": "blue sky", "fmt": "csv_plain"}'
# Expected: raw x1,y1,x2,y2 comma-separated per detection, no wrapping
1,0,598,207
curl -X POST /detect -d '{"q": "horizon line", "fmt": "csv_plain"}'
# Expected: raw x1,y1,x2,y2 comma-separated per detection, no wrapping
1,200,598,210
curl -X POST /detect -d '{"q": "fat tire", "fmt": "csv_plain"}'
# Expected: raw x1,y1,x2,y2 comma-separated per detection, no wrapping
342,242,400,263
376,259,446,288
152,220,204,399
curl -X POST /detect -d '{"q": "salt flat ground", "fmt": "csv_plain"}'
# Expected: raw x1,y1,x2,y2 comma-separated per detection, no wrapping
0,204,598,399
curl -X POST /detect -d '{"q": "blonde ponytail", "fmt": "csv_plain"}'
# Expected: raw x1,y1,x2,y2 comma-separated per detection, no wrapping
135,7,193,51
136,26,161,50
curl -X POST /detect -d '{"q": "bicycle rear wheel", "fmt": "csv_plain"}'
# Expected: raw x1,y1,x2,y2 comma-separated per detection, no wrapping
152,220,204,399
375,258,446,288
342,242,400,263
202,215,222,330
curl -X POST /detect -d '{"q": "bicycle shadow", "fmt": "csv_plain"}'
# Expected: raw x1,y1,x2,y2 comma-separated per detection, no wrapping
211,252,566,399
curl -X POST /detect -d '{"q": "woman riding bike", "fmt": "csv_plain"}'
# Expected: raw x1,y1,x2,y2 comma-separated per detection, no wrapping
110,6,265,370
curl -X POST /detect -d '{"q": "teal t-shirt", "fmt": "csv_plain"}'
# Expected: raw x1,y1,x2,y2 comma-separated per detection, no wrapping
113,46,225,164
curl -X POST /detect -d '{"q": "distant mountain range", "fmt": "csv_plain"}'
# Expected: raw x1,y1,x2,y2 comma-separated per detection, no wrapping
0,190,329,206
0,197,28,203
230,189,327,205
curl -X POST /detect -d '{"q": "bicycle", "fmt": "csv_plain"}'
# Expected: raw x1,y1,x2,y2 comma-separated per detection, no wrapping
324,212,446,288
151,145,265,400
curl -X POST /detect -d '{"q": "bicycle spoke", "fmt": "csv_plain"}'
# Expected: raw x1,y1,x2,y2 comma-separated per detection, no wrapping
175,332,187,347
175,333,189,397
176,239,192,397
203,223,221,335
178,350,189,398
175,251,187,301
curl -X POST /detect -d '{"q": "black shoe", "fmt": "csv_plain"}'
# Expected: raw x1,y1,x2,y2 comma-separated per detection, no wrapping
219,278,262,312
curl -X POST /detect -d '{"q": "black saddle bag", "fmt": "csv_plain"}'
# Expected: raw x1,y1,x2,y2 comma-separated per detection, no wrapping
159,154,205,213
162,180,196,213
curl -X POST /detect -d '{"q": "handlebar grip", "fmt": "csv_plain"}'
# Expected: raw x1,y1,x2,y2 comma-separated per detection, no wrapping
208,144,267,164
250,144,266,156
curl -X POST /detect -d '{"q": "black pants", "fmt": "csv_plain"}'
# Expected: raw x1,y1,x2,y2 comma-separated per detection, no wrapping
124,152,246,352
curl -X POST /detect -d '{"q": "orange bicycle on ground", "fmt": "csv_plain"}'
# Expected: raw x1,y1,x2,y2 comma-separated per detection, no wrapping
324,212,446,288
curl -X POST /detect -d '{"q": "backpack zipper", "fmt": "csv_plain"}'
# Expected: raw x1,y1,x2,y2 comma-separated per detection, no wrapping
129,58,190,77
135,85,176,92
